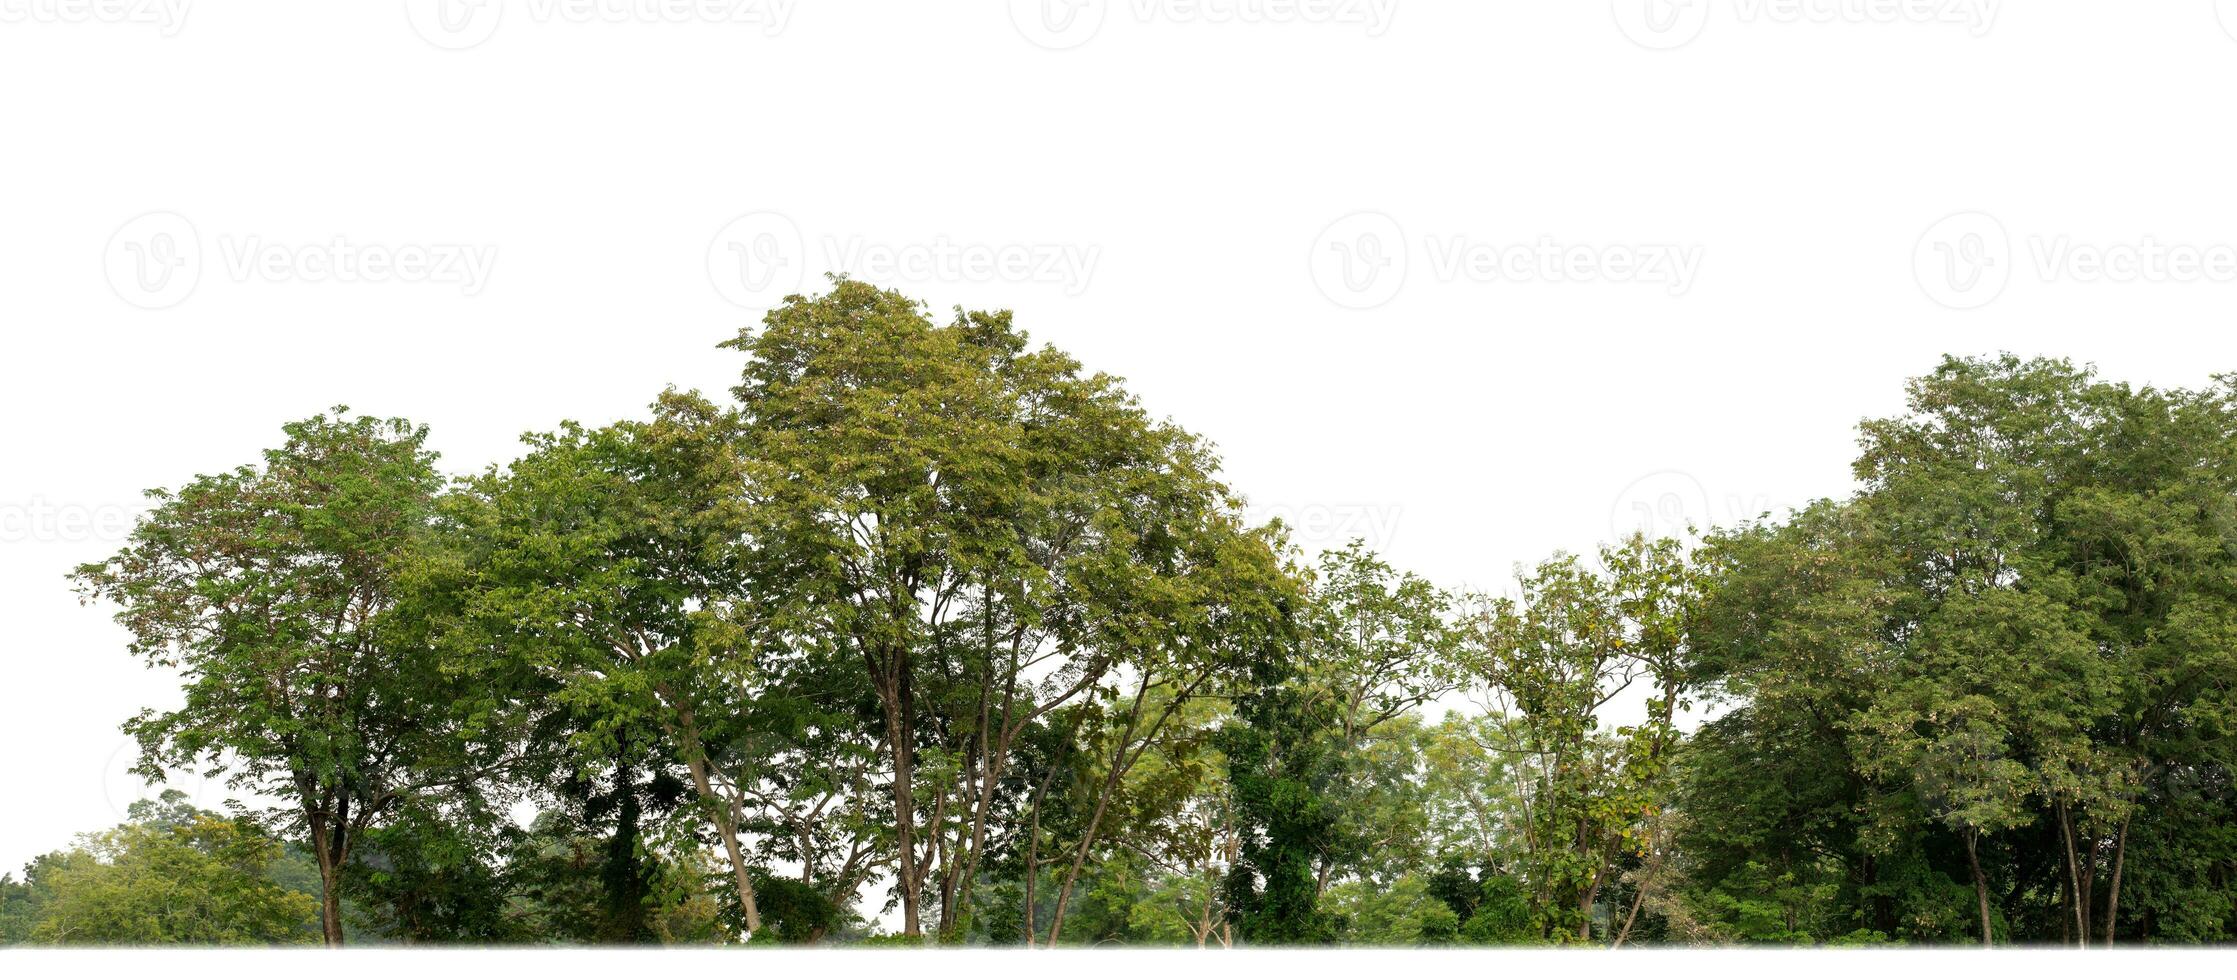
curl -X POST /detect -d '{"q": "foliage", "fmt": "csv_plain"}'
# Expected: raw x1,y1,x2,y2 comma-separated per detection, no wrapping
40,292,2237,948
7,793,316,945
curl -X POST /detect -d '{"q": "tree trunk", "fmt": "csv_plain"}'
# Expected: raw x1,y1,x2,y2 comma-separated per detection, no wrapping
711,797,763,934
308,811,346,947
1611,877,1649,949
1965,828,1991,948
672,702,763,935
316,855,345,947
1041,689,1147,946
2103,815,2130,946
1041,782,1118,946
2058,802,2088,948
886,680,921,937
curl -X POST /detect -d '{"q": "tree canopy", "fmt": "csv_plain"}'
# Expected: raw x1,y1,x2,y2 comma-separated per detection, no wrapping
26,287,2237,947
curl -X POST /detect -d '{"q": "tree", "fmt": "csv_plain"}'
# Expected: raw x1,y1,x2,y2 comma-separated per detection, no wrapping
443,390,773,935
1297,542,1460,894
1462,534,1696,942
726,279,1283,937
72,410,512,946
344,795,526,943
1677,355,2237,946
1220,609,1339,945
503,807,730,944
20,793,316,945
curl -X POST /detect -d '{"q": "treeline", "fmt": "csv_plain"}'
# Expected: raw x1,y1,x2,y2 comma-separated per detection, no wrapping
6,280,2234,946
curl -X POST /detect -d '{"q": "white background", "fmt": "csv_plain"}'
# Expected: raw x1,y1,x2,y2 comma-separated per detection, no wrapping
5,0,2237,901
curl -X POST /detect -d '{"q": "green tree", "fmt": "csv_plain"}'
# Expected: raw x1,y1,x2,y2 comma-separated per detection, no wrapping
726,279,1285,937
73,410,512,946
1220,618,1338,945
442,390,775,935
22,794,316,945
1298,542,1459,894
1462,534,1696,942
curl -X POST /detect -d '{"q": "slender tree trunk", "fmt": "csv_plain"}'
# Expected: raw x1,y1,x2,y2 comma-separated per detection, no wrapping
2103,815,2130,946
885,667,922,937
1041,673,1199,947
1965,828,1991,948
2058,854,2072,946
1020,735,1067,949
1042,693,1147,946
683,754,763,933
1576,829,1608,943
2058,802,2088,948
1611,877,1650,949
670,700,763,935
1042,782,1118,946
1021,853,1039,947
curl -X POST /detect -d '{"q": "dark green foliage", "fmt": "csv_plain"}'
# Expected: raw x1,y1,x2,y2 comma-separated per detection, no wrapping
1220,640,1339,945
744,872,845,944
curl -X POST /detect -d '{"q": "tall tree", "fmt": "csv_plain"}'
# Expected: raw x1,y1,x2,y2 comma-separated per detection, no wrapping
73,410,509,946
726,279,1280,937
442,390,773,935
1463,534,1695,942
1297,541,1460,894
